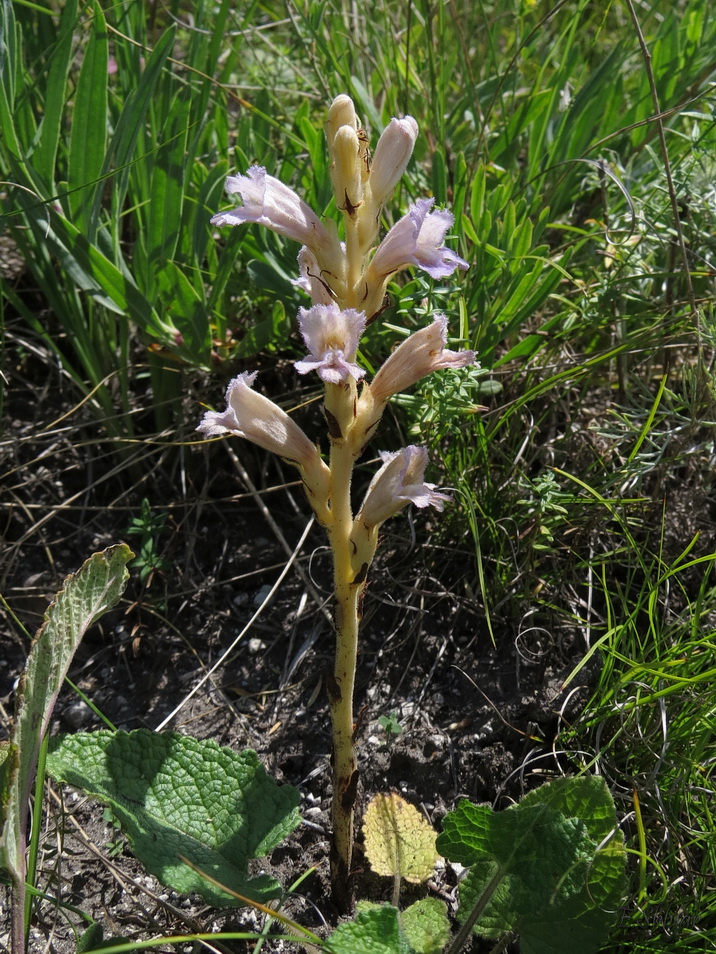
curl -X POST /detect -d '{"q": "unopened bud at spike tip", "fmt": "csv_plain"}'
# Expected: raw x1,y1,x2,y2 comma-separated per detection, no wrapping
369,116,418,208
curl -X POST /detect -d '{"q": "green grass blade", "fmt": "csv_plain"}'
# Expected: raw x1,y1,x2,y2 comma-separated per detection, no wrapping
67,1,108,231
143,91,190,296
34,0,78,189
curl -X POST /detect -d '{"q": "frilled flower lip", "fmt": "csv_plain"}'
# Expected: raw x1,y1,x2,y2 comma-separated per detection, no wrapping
370,314,476,404
356,445,450,528
294,304,367,384
196,371,317,464
210,166,332,253
368,197,469,280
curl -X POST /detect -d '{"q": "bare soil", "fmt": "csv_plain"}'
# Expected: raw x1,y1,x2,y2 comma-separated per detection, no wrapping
2,340,601,954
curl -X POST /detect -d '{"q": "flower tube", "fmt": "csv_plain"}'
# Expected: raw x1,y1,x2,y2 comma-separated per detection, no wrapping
370,314,476,403
211,166,341,266
368,116,419,209
351,315,475,455
367,198,469,280
196,372,331,521
356,445,450,529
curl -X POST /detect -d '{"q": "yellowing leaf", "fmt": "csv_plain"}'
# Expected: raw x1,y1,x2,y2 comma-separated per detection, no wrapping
363,793,438,884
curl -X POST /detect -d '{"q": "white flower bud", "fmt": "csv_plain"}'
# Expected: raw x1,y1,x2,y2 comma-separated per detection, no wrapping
330,124,363,216
326,94,358,150
369,116,418,207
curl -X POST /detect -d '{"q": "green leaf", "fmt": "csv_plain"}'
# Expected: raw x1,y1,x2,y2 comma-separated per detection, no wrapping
76,922,140,953
326,904,411,954
0,546,133,950
96,25,177,228
68,1,108,230
46,729,301,906
436,777,626,953
34,0,78,188
155,260,211,363
144,91,190,295
401,899,451,954
0,0,22,160
13,192,176,344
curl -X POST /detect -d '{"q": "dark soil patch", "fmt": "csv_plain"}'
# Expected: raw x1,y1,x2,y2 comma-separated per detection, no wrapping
1,349,597,954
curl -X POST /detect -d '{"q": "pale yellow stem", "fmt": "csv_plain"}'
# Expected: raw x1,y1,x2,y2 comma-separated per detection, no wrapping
325,203,366,910
326,388,361,911
344,214,362,310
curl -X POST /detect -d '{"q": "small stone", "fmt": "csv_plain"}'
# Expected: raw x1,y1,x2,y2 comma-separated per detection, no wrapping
63,700,93,729
248,638,267,653
253,584,272,606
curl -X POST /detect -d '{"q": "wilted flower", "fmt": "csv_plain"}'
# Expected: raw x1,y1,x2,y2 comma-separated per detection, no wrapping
370,314,476,404
211,166,339,264
355,446,450,529
369,116,418,208
367,197,468,281
294,304,366,384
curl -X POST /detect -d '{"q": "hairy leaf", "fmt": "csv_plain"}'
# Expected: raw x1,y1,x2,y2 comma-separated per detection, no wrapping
363,793,438,884
46,729,301,906
436,777,626,952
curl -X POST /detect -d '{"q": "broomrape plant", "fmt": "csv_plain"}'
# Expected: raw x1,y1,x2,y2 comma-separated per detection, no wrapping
197,93,474,911
5,93,627,954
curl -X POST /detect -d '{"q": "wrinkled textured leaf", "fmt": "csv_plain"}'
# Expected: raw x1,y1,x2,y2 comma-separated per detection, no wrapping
1,546,132,877
46,729,301,906
0,546,132,954
326,904,411,954
401,898,451,954
363,793,438,884
436,777,625,953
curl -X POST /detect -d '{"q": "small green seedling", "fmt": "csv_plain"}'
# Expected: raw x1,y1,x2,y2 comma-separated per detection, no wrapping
378,712,404,741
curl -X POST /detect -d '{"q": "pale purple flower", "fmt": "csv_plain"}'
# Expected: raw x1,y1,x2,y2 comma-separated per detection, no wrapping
370,314,476,403
197,371,318,465
369,116,418,207
210,166,334,257
294,304,366,384
292,246,336,306
367,198,468,281
356,446,450,528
